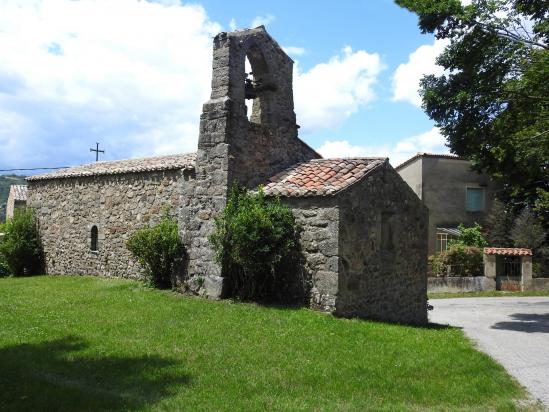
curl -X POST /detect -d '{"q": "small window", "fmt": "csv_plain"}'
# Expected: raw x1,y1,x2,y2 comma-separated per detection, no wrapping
91,226,98,251
381,212,394,251
466,187,485,212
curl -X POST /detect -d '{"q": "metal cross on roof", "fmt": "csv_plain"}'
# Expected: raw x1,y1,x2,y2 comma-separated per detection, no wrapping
90,142,105,162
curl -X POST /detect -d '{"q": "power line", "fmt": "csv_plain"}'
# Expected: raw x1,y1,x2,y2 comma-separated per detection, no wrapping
0,166,70,172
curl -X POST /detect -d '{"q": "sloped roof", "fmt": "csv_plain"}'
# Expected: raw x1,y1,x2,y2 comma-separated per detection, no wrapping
9,185,28,201
263,158,387,197
27,153,196,181
484,247,532,256
395,152,465,171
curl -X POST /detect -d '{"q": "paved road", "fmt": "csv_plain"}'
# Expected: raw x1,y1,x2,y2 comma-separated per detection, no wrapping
429,297,549,409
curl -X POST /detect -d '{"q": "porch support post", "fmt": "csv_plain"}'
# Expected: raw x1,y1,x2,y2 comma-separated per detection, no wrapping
521,256,533,291
483,253,497,291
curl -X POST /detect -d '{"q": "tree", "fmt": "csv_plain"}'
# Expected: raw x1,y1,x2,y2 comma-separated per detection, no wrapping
450,223,488,248
396,0,549,221
0,208,44,276
486,199,512,246
510,207,546,250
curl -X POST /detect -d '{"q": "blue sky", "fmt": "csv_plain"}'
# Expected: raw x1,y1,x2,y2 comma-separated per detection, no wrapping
0,0,450,173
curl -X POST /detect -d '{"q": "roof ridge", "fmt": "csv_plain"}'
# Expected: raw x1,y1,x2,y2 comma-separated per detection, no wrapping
28,152,197,181
395,152,464,170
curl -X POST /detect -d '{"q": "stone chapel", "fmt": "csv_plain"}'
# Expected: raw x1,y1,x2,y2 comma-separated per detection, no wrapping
27,27,428,324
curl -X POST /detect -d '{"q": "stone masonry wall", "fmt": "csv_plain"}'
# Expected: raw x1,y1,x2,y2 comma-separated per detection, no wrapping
337,164,428,324
28,170,187,279
282,197,339,311
183,27,318,293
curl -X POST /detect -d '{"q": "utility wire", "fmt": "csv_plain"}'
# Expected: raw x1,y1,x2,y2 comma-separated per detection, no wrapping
0,166,70,172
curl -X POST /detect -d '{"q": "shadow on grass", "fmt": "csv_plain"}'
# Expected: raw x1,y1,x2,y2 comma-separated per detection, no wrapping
0,336,190,411
492,313,549,333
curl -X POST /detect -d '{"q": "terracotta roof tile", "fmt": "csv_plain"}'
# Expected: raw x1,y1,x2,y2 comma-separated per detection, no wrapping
27,153,196,181
10,185,27,201
484,247,532,256
263,158,387,197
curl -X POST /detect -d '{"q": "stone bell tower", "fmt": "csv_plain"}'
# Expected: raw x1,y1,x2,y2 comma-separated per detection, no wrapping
183,27,319,294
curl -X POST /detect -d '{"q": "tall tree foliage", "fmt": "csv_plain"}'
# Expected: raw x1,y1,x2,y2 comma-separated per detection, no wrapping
396,0,548,220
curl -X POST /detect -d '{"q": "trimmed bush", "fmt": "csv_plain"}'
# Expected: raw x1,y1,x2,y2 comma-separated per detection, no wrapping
428,254,446,277
209,184,302,301
0,208,44,276
429,245,483,277
126,214,183,289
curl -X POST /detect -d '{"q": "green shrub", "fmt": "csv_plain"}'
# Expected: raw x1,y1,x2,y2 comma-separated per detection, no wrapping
0,208,44,276
445,244,484,277
450,223,488,248
209,184,301,301
126,214,183,289
428,254,446,277
429,245,484,277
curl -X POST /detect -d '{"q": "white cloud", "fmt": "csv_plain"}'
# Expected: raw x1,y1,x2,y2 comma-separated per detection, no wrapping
229,18,237,31
250,14,275,28
392,39,448,107
283,46,306,56
316,127,449,166
0,0,220,169
294,46,383,133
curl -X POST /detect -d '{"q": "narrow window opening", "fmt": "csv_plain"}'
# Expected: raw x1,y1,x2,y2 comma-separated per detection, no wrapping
244,56,253,121
91,225,98,251
381,212,394,252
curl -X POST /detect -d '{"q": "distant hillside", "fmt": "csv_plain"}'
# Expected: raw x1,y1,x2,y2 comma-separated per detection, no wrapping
0,174,27,221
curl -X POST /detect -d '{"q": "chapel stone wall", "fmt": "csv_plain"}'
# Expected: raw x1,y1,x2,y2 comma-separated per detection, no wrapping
281,198,340,311
336,165,429,324
183,27,318,291
27,170,187,279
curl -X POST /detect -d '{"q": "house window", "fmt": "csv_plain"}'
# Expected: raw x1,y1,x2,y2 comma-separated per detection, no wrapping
91,226,98,251
466,187,485,212
436,232,449,253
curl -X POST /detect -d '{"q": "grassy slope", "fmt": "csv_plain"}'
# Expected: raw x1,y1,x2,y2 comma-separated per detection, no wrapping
0,276,528,411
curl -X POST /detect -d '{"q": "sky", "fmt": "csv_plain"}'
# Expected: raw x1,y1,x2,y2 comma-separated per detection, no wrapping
0,0,452,173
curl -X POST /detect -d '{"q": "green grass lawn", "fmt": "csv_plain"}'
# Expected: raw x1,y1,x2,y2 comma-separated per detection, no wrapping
0,276,532,411
429,290,549,299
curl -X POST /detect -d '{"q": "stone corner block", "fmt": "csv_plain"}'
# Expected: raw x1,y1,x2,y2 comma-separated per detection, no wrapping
204,275,226,299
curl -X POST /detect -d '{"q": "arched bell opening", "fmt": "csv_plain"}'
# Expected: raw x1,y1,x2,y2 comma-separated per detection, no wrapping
244,44,276,125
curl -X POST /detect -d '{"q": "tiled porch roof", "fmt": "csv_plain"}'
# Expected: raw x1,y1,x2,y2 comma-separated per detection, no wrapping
484,247,532,256
10,185,28,201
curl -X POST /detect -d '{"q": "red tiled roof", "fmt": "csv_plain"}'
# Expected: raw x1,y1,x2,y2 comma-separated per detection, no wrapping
263,158,387,197
10,185,27,201
27,153,196,181
484,247,532,256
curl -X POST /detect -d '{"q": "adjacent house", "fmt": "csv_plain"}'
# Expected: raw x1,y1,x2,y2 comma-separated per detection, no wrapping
396,153,499,256
6,185,27,220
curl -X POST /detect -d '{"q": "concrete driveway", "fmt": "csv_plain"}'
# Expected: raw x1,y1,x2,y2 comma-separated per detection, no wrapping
429,297,549,409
